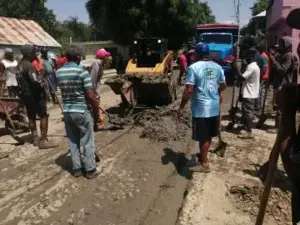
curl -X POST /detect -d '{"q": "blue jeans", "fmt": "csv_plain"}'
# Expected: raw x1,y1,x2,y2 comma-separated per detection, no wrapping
64,110,96,172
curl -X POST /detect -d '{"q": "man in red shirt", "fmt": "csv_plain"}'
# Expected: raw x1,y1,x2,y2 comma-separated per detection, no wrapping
178,50,188,86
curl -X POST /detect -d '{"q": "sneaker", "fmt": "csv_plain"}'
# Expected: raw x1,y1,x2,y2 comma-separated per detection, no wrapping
266,128,277,134
39,139,58,149
72,169,83,178
190,163,211,173
85,167,103,179
238,132,254,139
33,136,40,146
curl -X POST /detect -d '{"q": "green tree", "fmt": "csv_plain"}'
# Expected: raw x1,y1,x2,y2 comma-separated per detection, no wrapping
86,0,215,49
240,0,268,39
250,0,269,16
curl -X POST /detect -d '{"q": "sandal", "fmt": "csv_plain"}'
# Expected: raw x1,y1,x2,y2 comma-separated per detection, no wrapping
190,163,211,173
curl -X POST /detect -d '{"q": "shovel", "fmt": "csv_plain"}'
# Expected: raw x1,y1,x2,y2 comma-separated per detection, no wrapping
256,82,270,129
211,103,228,157
99,105,126,128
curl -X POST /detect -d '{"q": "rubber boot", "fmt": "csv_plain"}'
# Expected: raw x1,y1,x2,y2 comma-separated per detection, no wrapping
28,119,39,146
39,117,58,149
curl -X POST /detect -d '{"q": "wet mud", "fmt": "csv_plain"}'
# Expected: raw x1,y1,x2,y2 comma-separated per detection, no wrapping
229,185,292,225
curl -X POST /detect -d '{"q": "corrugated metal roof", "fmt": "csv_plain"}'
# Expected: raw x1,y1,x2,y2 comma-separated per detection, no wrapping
0,17,61,47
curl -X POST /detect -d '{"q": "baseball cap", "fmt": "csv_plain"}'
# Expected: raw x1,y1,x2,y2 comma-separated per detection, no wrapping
96,49,111,59
4,48,13,53
194,43,210,56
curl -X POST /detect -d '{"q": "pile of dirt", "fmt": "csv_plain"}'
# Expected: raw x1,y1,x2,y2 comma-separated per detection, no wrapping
137,103,192,142
229,185,291,224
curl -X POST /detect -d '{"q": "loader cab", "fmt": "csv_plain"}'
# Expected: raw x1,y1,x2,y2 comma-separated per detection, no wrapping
132,38,167,68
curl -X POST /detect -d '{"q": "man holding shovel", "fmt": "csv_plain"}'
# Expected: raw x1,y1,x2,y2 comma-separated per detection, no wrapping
56,45,101,179
177,43,226,173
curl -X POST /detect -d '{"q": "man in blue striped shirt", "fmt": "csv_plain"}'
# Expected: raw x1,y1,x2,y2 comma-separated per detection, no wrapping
56,45,101,179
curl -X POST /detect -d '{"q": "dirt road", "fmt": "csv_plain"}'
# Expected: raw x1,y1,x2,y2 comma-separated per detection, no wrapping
0,80,291,225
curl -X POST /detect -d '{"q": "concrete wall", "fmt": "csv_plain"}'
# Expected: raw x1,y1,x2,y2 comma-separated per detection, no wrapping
73,41,129,61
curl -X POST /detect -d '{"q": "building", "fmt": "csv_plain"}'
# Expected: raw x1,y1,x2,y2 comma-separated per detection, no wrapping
266,0,300,55
72,41,129,60
0,16,61,58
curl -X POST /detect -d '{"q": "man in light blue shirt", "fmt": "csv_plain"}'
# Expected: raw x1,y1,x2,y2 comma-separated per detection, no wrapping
178,43,226,173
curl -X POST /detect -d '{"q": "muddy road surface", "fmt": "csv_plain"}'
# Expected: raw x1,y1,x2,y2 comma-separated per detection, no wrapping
0,80,195,225
0,75,292,225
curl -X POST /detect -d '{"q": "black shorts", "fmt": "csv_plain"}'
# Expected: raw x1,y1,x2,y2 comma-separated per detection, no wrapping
192,116,219,142
21,95,48,120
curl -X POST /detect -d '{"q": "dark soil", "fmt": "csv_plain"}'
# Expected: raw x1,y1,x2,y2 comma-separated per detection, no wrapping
229,185,292,225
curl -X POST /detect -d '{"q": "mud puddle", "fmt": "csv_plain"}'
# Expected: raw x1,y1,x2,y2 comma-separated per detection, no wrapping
229,184,291,225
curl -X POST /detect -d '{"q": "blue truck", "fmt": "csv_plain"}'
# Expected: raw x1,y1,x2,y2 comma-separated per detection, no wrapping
195,23,239,73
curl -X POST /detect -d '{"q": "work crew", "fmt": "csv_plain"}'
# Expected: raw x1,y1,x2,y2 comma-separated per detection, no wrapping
268,36,295,134
17,44,58,149
56,45,101,179
177,43,226,173
255,44,269,114
178,50,188,86
234,48,260,139
0,48,18,98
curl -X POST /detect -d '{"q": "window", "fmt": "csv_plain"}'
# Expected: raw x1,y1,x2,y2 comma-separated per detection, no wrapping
200,34,232,44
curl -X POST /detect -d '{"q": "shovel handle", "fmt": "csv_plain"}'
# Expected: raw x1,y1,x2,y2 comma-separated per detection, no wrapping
255,143,281,225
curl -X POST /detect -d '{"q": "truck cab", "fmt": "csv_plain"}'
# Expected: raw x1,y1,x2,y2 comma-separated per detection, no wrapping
195,23,239,74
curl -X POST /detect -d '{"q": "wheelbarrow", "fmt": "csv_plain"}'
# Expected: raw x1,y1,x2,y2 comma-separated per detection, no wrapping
0,97,30,145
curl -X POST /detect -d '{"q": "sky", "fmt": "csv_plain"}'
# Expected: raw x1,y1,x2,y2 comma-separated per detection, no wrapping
46,0,256,27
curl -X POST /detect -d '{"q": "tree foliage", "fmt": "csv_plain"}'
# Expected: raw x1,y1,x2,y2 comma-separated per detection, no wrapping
86,0,215,49
250,0,269,16
240,0,268,42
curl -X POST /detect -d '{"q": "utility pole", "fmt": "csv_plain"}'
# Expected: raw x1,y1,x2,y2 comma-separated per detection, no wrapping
234,0,241,59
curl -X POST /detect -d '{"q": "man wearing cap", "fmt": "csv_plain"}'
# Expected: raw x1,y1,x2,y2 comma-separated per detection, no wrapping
0,48,18,98
81,48,110,131
17,44,58,149
177,43,226,173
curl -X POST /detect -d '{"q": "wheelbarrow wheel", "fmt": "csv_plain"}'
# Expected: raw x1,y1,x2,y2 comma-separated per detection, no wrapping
5,114,29,134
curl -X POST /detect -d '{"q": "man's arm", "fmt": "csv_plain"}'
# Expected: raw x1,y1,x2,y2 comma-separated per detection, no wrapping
232,60,246,81
179,84,194,110
271,54,293,78
178,67,195,117
218,68,227,103
81,70,100,116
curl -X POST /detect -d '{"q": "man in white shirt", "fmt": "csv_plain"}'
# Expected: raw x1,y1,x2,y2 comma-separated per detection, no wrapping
0,48,18,98
234,48,260,139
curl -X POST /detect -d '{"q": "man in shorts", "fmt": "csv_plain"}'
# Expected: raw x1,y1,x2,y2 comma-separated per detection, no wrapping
177,43,226,173
17,44,58,149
